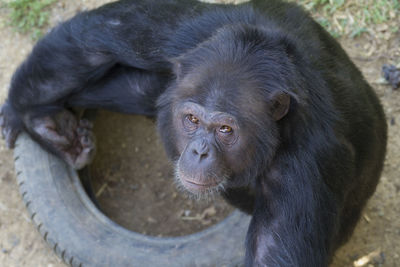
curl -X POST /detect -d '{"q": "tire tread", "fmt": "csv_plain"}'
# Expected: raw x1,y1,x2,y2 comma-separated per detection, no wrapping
15,163,84,267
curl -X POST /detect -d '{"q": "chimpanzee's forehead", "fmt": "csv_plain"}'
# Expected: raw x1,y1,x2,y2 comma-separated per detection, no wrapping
173,38,295,120
175,66,269,120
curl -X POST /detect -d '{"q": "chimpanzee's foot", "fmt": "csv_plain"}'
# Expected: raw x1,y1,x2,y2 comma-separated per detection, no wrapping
0,102,23,148
29,110,95,169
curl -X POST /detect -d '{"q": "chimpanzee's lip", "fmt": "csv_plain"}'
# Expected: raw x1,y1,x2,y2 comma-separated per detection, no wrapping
181,179,219,190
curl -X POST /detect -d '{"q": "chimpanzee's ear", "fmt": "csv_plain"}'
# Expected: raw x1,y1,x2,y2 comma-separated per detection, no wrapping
269,91,291,121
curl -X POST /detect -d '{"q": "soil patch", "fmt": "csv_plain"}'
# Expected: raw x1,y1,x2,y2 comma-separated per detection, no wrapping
89,110,234,237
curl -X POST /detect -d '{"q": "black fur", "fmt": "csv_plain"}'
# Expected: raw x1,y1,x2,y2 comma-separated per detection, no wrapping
0,0,387,266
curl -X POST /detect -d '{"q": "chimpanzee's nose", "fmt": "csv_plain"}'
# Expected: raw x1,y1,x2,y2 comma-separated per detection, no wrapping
191,138,209,161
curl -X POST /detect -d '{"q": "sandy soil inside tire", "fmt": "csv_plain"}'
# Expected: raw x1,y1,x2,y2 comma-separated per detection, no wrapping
89,111,234,237
0,0,399,266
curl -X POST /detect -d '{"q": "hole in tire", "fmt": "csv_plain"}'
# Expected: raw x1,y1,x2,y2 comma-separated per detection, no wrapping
85,110,234,237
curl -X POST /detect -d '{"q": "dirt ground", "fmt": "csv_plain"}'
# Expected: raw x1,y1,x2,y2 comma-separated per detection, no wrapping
0,0,399,266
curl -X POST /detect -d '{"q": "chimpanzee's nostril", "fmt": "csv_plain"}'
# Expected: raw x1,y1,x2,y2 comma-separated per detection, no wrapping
192,147,208,161
199,152,208,160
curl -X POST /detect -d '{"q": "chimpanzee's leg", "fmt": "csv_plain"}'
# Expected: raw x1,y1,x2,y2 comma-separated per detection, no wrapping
1,67,168,169
67,66,170,116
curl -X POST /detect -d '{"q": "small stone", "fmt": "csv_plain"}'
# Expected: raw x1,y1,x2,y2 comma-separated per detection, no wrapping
1,172,13,183
376,24,388,32
129,185,138,190
377,209,385,217
0,202,8,211
7,233,20,247
147,217,157,223
382,64,400,89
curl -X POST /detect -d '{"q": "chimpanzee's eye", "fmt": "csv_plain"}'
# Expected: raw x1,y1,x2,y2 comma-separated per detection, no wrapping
219,125,233,133
187,114,199,124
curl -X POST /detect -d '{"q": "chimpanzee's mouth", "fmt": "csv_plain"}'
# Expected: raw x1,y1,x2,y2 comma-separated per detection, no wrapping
181,179,219,191
175,163,225,195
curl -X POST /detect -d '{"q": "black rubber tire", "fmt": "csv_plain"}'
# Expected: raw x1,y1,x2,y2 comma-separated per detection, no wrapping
14,132,250,267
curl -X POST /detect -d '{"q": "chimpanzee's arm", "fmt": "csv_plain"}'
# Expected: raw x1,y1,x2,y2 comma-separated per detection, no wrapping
245,155,340,267
8,0,182,113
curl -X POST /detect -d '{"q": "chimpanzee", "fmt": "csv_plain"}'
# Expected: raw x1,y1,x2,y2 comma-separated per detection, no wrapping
0,0,387,266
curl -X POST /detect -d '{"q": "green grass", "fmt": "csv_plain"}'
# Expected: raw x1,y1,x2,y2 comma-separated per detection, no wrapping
5,0,57,39
295,0,400,38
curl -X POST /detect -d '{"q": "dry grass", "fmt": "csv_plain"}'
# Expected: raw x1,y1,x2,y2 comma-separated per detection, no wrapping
296,0,399,38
